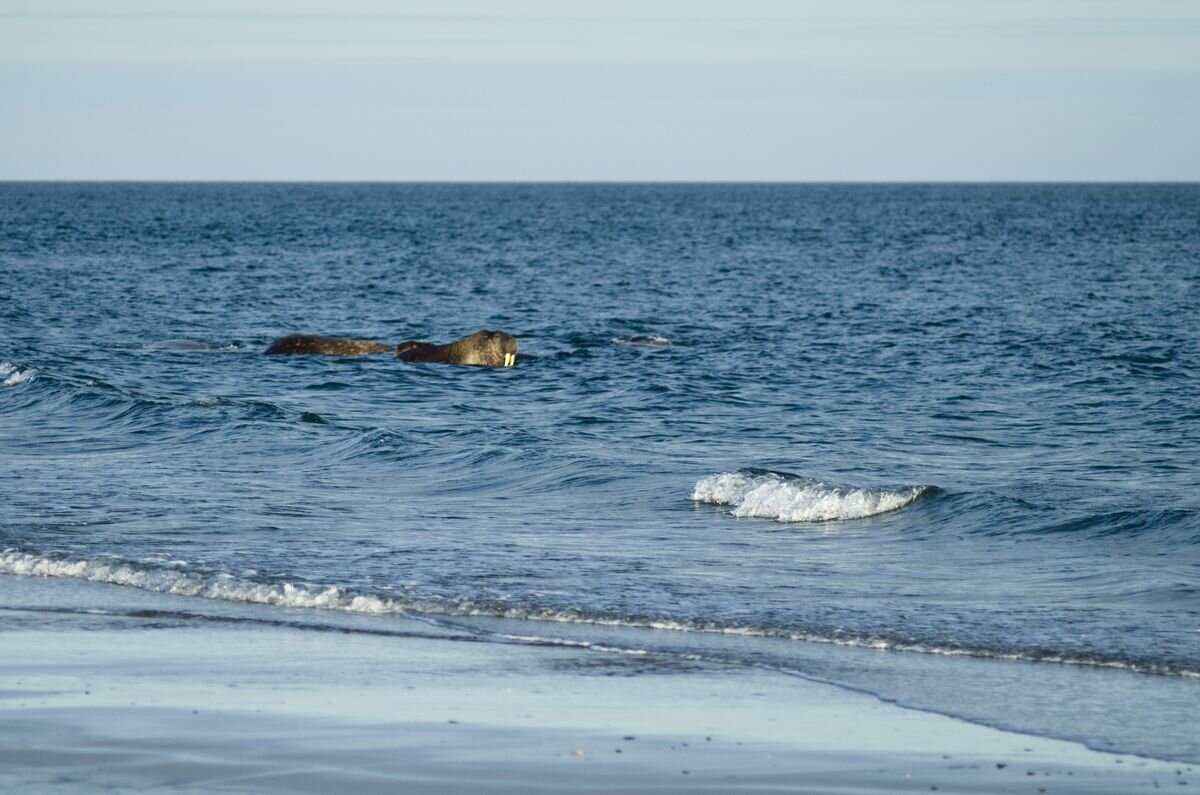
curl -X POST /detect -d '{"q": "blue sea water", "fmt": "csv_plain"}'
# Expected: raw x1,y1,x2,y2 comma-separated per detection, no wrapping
2,182,1198,761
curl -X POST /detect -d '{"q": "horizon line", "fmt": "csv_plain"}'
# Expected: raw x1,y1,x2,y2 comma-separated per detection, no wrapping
3,178,1198,185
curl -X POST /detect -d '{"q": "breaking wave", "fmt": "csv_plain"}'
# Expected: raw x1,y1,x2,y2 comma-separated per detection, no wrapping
1,362,35,386
611,335,674,347
0,549,402,614
4,548,1192,678
690,470,934,523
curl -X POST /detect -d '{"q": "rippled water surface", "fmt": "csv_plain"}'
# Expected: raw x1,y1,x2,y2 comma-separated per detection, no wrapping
2,183,1198,760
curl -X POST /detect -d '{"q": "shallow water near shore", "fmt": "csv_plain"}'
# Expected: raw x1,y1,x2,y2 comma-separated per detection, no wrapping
4,574,1194,795
2,182,1199,762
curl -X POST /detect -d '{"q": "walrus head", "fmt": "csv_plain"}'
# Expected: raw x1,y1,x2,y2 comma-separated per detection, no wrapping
396,329,518,367
445,329,518,367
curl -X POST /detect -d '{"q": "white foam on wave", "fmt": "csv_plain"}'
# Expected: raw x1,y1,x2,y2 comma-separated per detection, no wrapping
1,362,35,386
611,335,674,348
3,549,1195,677
0,550,403,614
690,471,930,523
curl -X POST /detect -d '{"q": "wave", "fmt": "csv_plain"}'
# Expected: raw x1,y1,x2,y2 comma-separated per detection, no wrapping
1,361,35,386
1027,507,1200,545
0,550,400,613
611,335,674,348
690,470,934,523
6,365,301,431
4,548,1193,678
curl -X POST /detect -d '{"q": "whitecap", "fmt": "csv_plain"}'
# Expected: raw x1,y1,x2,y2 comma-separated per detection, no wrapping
611,335,674,348
1,362,35,386
2,548,1195,677
0,549,404,615
689,470,932,523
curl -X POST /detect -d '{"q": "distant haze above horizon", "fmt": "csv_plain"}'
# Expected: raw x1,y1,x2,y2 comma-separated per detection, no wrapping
2,0,1197,181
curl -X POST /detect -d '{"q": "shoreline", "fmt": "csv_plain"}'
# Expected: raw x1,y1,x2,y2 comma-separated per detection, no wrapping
1,574,1194,794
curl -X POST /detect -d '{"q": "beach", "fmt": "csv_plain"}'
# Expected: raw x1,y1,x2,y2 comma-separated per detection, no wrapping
2,181,1197,789
4,0,1200,785
2,574,1191,794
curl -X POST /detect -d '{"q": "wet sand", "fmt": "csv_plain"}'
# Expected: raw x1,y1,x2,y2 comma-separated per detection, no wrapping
0,574,1192,793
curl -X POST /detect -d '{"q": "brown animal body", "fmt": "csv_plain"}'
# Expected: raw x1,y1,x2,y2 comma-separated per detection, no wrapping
265,329,518,367
264,334,392,356
396,329,517,367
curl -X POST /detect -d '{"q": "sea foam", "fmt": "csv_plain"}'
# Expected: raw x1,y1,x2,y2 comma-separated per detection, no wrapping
1,362,34,386
0,550,400,614
690,470,931,523
3,548,1193,677
611,335,674,347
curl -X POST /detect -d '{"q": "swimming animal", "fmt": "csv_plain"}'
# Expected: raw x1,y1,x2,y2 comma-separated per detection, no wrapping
396,329,518,367
264,335,393,356
265,329,518,367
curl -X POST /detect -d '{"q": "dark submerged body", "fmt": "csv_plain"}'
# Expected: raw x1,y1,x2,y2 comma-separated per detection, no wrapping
264,334,392,356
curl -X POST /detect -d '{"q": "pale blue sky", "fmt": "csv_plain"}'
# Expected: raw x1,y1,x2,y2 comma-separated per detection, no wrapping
2,0,1197,180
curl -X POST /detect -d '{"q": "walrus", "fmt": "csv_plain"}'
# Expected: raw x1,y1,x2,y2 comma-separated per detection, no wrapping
395,329,518,367
264,335,393,356
265,329,518,367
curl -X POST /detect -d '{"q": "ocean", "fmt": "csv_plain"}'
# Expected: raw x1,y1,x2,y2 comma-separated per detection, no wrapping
2,182,1198,762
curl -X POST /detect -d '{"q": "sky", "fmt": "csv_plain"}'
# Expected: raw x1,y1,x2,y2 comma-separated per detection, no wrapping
1,0,1197,181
